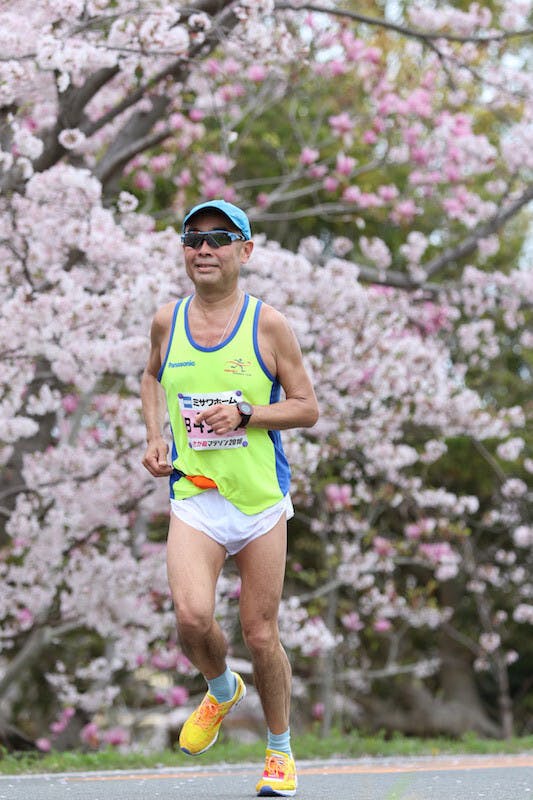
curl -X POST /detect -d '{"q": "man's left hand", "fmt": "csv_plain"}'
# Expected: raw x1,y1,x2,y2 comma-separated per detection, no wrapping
195,404,240,434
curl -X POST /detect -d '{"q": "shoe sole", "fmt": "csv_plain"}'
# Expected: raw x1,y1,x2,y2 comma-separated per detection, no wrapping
180,681,247,756
257,787,297,797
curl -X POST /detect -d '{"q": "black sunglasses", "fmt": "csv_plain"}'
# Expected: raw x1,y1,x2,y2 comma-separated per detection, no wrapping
181,229,246,249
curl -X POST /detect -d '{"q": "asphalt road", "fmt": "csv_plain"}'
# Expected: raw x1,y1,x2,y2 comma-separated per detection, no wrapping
1,753,532,800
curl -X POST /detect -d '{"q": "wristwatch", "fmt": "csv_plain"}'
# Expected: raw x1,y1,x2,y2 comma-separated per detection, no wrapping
235,400,253,429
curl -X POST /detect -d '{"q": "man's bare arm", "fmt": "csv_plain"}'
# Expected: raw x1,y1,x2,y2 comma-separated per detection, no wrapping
141,306,174,477
196,305,319,433
250,305,319,430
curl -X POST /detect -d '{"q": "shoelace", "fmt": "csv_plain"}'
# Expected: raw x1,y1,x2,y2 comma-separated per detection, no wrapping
193,698,223,730
264,754,287,779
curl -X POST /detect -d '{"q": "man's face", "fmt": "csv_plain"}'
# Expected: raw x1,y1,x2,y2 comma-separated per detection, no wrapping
182,211,253,291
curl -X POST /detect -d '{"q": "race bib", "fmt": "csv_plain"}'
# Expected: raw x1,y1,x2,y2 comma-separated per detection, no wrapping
178,390,248,450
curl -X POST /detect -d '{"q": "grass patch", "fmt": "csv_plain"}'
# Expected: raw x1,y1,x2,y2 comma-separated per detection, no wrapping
1,731,533,775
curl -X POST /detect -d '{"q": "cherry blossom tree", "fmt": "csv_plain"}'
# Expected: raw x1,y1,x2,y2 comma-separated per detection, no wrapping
0,0,532,749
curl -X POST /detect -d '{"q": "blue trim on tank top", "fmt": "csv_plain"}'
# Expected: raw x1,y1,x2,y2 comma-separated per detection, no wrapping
169,425,181,498
268,378,291,495
268,429,291,495
158,299,183,382
253,300,276,381
184,293,250,352
253,313,289,493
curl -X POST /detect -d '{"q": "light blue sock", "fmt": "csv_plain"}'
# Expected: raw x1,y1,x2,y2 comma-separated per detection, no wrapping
207,666,236,703
267,727,292,756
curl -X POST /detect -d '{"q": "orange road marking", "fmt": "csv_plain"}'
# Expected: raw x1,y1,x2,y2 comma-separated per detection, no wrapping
300,755,533,774
67,754,533,782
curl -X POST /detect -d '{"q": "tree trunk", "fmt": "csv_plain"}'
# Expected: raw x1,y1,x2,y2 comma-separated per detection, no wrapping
320,583,338,737
356,679,501,737
437,582,501,736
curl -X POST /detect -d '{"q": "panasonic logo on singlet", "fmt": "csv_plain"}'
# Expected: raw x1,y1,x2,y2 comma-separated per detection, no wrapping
168,361,196,367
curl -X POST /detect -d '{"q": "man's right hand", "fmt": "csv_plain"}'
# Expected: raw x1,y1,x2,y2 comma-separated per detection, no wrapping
142,437,173,477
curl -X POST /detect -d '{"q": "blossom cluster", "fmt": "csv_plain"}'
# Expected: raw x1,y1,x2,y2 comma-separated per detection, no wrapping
0,0,531,746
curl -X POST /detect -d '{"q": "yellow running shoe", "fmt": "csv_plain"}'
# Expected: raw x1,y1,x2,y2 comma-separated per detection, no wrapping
179,672,246,756
256,748,297,797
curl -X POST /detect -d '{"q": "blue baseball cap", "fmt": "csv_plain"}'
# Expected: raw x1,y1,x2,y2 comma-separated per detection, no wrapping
182,199,252,240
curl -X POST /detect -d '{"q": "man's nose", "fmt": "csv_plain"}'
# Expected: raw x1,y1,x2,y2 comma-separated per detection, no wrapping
197,237,213,252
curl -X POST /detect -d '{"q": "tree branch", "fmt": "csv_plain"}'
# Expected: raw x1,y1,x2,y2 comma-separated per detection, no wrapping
0,621,78,698
31,66,120,175
274,3,533,44
251,180,533,291
423,182,533,279
90,4,241,189
299,578,343,604
470,439,507,483
248,158,385,209
1,2,239,194
82,3,239,141
93,101,173,186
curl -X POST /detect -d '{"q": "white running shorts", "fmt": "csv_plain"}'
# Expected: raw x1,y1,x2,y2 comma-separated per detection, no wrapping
170,490,294,556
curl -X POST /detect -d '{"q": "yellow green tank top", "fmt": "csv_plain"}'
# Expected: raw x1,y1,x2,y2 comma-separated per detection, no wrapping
158,294,290,514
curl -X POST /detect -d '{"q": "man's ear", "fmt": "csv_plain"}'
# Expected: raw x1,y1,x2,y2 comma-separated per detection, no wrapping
240,240,254,263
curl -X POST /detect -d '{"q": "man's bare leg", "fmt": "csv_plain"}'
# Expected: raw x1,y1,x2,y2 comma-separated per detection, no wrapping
235,514,291,733
167,513,228,679
169,513,246,756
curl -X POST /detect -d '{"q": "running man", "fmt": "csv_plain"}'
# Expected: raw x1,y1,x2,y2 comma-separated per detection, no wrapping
141,199,319,797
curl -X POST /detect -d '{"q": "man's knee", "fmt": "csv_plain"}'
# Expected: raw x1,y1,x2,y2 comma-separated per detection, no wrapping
175,602,214,642
242,617,280,656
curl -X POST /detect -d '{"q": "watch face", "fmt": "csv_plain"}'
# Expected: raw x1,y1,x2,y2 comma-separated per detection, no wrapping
238,401,252,415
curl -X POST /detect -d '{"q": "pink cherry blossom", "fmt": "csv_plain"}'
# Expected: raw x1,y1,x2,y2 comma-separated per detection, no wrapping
308,165,327,178
328,112,354,136
335,153,357,176
363,130,378,145
149,154,173,174
299,147,319,166
328,59,348,77
36,738,52,752
167,686,189,707
390,199,419,223
16,608,33,628
325,483,352,511
80,722,100,748
342,185,361,203
378,185,399,201
101,727,129,746
342,612,364,632
248,64,268,82
323,176,339,192
373,536,395,557
133,170,154,191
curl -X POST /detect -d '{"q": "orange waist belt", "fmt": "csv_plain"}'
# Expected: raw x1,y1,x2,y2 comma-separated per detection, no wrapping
173,468,217,490
186,474,217,489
